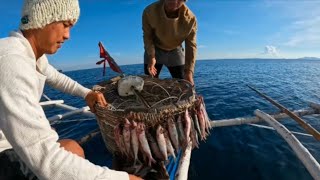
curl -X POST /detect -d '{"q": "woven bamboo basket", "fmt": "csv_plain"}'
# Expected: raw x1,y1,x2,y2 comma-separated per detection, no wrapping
93,75,197,154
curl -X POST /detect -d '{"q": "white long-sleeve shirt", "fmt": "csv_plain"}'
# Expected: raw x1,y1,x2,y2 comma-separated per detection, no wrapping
0,31,129,180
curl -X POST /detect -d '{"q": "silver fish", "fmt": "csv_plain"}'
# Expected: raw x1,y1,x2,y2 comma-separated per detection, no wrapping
192,111,201,140
123,118,131,156
199,97,212,132
146,132,164,160
167,118,180,152
137,123,156,166
184,110,191,145
197,109,207,140
114,124,126,155
130,120,139,165
164,130,176,161
200,103,212,134
176,115,186,147
156,125,168,161
189,115,199,149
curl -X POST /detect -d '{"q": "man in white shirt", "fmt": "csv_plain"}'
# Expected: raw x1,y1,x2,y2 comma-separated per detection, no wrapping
0,0,141,179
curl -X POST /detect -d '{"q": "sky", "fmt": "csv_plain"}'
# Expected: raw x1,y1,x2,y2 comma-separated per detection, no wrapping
1,0,320,71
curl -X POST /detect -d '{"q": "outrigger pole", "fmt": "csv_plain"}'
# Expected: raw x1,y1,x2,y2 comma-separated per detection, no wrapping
208,86,320,179
210,108,318,129
42,94,95,122
247,85,320,141
255,109,320,179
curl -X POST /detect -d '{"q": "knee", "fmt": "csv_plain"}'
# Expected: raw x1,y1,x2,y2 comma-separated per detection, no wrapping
58,139,85,158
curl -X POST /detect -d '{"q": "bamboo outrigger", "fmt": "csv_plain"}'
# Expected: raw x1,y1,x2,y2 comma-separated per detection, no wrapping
41,85,320,179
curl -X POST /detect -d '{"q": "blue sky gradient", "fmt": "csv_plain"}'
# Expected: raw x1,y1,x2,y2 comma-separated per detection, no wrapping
1,0,320,70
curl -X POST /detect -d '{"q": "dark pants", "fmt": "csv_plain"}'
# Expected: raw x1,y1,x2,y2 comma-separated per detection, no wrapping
0,149,37,180
144,64,184,79
144,46,185,79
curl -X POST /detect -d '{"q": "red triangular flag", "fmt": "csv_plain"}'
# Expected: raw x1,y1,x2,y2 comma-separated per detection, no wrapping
98,42,123,74
99,42,107,58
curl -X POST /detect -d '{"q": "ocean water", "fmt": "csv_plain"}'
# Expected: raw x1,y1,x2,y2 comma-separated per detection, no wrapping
44,59,320,180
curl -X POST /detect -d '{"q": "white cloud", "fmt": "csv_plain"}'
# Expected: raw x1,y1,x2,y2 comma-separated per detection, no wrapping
262,45,279,57
284,16,320,47
261,1,320,48
266,2,320,47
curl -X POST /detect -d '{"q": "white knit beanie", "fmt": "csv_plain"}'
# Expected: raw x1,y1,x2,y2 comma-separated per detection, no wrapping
20,0,80,30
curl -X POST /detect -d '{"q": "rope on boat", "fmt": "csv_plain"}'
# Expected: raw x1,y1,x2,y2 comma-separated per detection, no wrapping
255,109,320,179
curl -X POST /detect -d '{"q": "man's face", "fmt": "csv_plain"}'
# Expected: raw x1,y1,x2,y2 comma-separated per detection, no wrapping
36,21,74,55
164,0,184,12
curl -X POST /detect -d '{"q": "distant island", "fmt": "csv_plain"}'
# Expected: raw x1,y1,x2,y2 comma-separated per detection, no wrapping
199,57,320,61
297,57,320,60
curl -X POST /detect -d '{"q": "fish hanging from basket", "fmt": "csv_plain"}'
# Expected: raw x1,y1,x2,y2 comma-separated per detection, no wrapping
93,75,212,178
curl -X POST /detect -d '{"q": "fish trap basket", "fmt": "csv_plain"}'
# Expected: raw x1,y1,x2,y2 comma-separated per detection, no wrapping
93,75,197,154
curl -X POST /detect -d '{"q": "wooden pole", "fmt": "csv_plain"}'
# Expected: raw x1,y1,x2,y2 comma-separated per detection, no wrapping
103,61,106,76
247,85,320,141
255,110,320,179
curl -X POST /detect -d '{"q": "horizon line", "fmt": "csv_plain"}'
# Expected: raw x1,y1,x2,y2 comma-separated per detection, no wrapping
59,57,320,72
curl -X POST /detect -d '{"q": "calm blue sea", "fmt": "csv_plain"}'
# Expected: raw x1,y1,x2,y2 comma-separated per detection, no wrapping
44,59,320,180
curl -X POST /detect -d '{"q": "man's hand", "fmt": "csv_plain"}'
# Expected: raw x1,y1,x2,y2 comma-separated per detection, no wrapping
129,174,143,180
147,57,157,77
184,70,194,86
85,91,107,113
